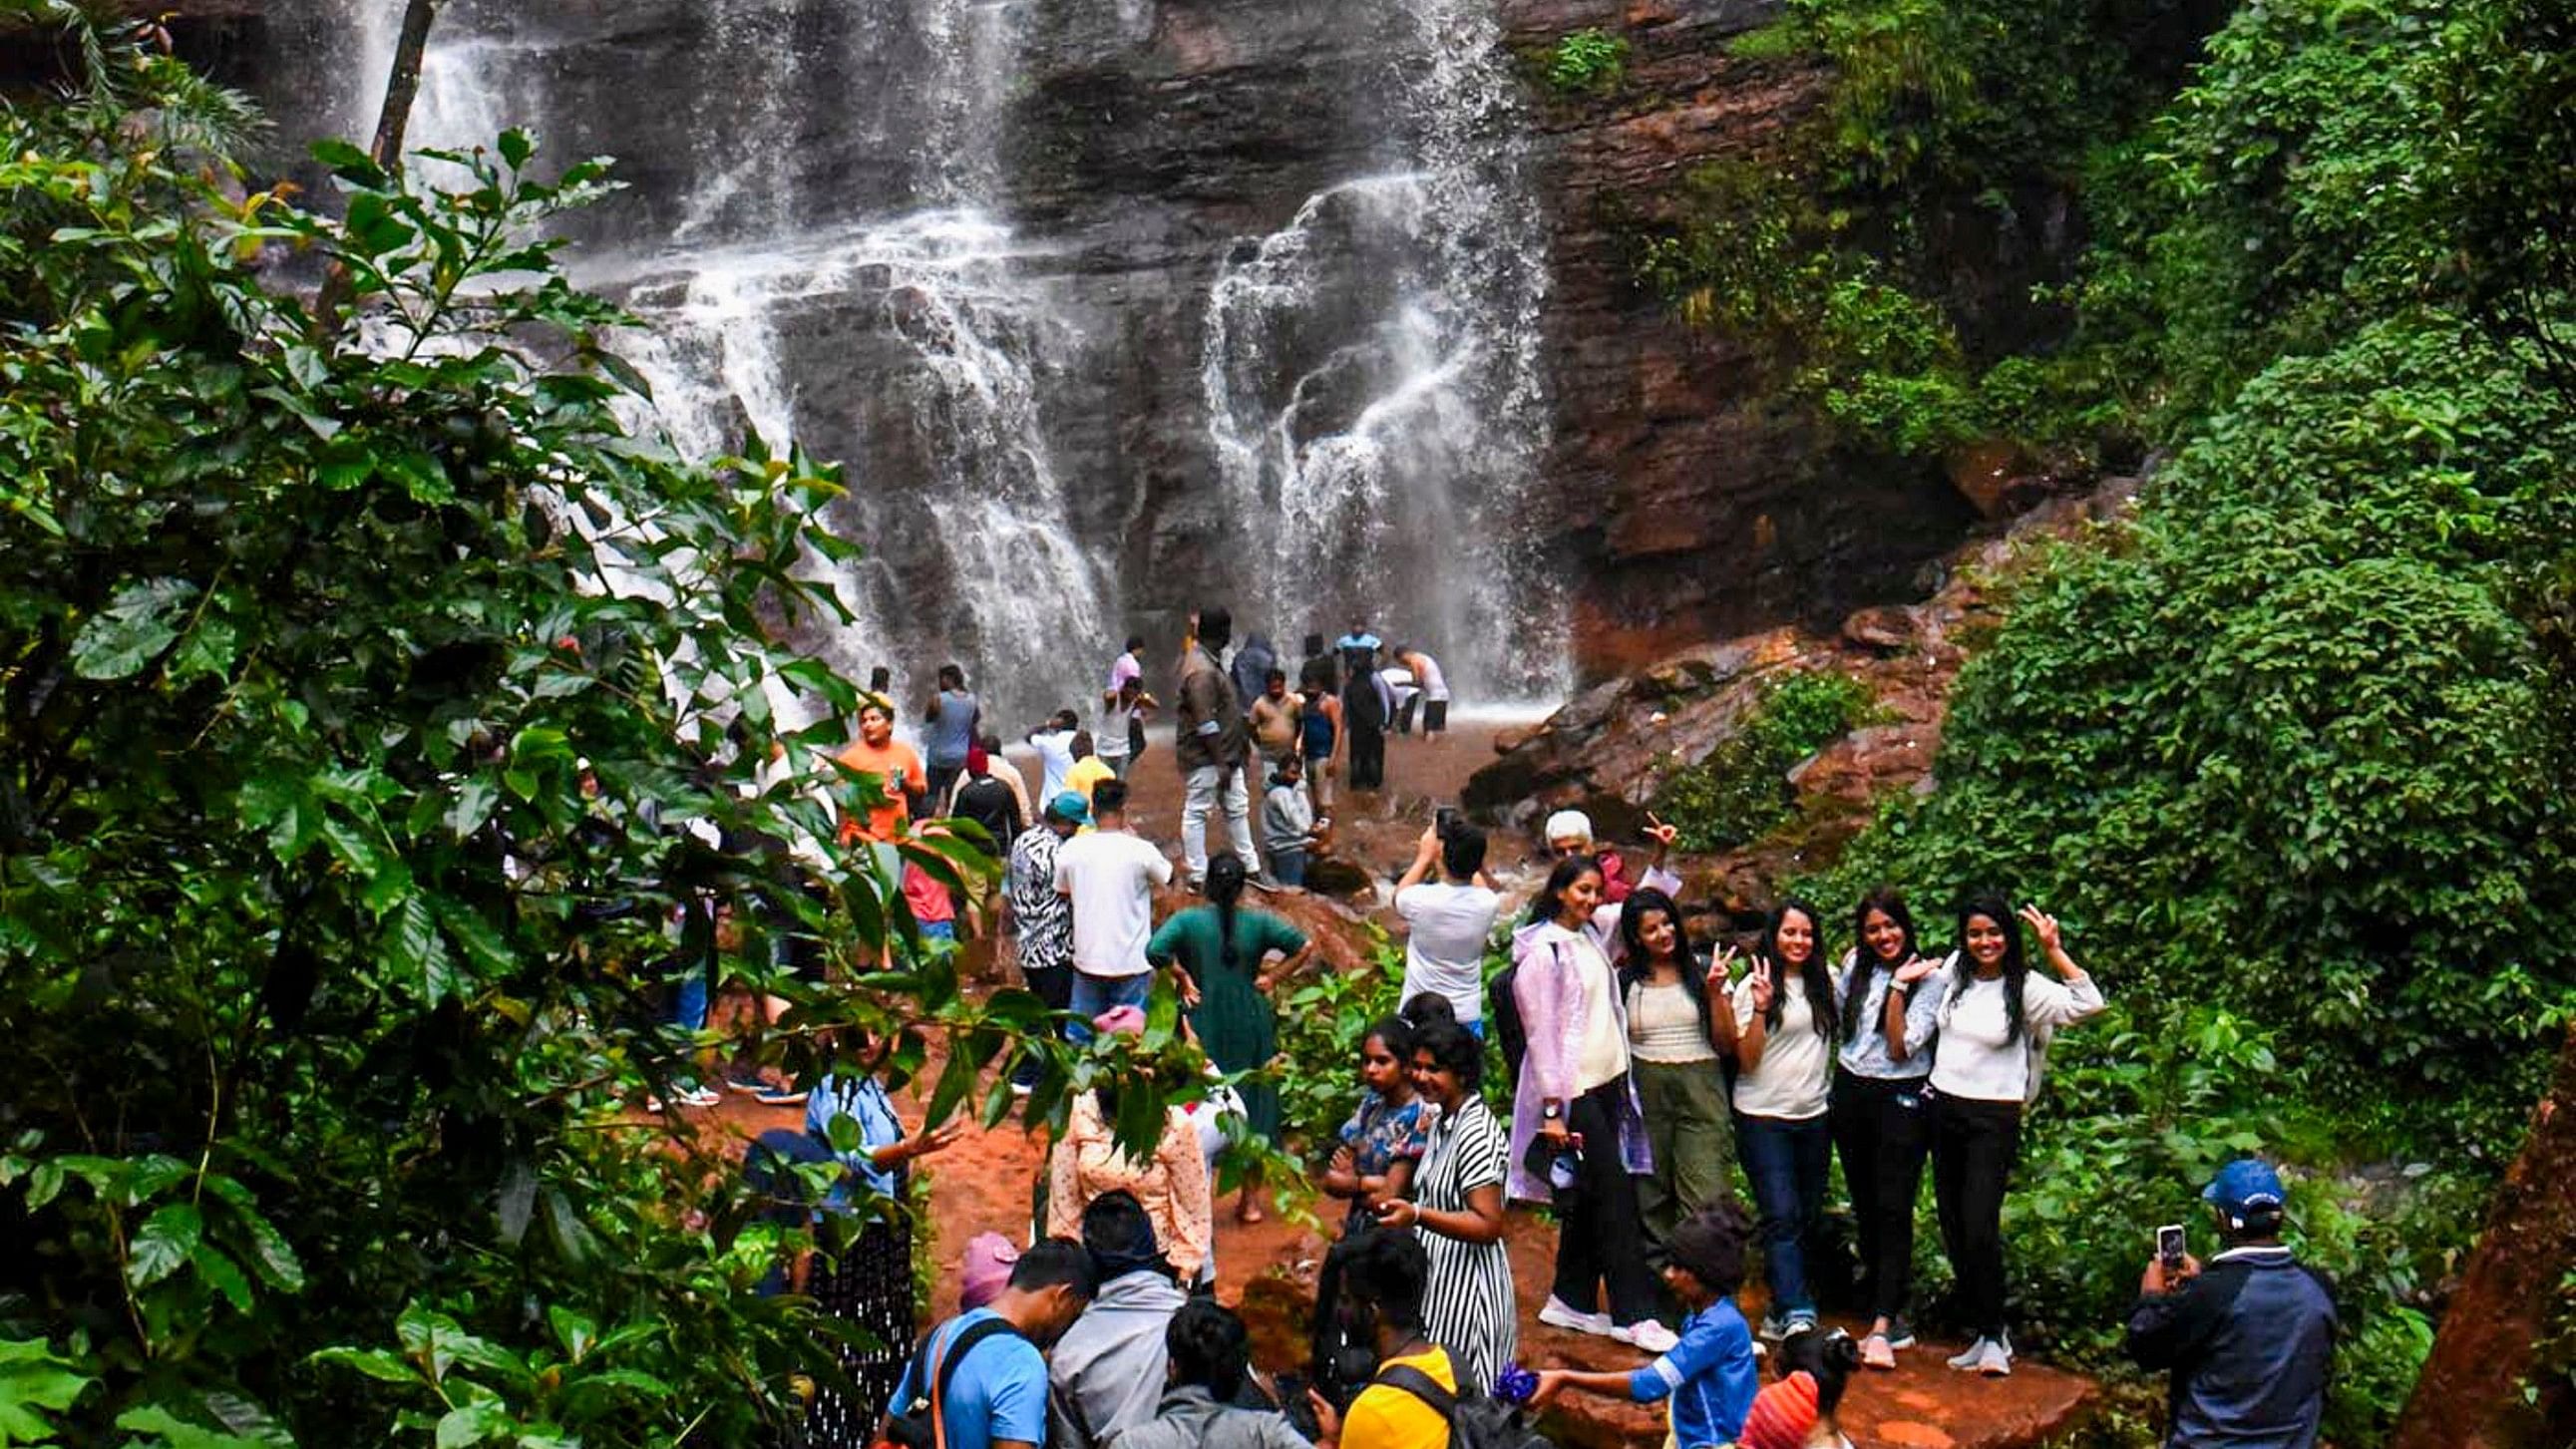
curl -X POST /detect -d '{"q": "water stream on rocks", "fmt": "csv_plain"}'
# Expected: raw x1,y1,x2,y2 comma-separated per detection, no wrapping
268,0,1567,724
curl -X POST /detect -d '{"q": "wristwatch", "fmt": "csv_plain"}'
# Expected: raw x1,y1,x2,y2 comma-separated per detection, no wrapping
1541,1101,1564,1122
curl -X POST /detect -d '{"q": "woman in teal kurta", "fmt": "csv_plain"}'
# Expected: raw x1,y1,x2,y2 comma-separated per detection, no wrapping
1149,854,1313,1221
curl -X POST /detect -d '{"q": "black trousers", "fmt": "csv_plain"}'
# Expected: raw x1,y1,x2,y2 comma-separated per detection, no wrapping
1830,1069,1934,1322
1347,724,1385,789
1931,1093,2022,1340
1552,1078,1660,1326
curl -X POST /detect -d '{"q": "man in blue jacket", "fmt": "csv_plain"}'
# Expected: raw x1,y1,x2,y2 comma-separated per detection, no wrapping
2126,1158,2340,1449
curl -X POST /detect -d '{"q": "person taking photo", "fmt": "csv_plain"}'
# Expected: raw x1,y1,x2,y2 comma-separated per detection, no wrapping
2126,1158,2338,1449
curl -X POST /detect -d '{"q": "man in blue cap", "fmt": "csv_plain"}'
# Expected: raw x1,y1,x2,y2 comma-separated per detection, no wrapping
2125,1158,2339,1449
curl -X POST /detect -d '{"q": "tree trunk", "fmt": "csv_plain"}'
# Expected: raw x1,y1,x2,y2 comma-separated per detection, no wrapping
311,0,441,335
2387,1021,2576,1449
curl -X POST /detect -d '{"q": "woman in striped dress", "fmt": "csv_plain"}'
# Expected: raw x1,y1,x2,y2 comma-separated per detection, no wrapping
1370,1016,1515,1393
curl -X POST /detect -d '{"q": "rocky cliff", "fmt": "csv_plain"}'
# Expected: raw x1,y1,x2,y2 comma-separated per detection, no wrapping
81,0,2009,699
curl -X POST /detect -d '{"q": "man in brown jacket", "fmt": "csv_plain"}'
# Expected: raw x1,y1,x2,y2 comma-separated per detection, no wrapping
1176,605,1267,889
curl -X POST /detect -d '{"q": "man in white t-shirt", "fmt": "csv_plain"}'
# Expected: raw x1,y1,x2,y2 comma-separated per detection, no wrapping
1052,778,1175,1041
1028,708,1080,801
1391,820,1502,1033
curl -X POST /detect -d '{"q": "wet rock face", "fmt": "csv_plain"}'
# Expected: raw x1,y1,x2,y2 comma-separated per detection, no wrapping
184,0,2014,702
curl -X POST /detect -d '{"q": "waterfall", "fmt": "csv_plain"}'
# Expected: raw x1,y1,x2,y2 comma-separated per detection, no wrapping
1200,0,1563,703
271,0,1567,724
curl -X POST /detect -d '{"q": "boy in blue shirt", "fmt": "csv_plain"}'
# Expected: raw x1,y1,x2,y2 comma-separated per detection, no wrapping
886,1239,1096,1449
1530,1204,1760,1449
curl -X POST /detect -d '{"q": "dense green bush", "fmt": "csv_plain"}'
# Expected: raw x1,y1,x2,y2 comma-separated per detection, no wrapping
0,20,1193,1446
1655,671,1879,855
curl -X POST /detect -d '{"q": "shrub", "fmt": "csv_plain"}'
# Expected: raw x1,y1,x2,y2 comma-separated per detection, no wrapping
1656,671,1879,854
1547,28,1630,94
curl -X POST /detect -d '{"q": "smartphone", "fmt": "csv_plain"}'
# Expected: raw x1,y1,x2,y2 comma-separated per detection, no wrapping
2156,1223,2187,1276
1435,806,1462,838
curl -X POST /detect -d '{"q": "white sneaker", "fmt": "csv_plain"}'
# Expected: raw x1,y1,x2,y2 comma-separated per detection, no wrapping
1539,1296,1613,1336
1619,1319,1680,1354
1947,1337,1991,1370
1978,1338,2014,1377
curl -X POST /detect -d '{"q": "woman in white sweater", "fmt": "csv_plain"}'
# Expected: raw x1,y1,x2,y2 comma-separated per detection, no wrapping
1895,894,2103,1378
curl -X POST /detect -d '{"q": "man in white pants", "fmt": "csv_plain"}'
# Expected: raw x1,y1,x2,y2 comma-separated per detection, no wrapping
1174,604,1268,890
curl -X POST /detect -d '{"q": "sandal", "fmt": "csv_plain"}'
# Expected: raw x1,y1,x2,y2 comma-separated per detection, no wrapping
1861,1333,1898,1371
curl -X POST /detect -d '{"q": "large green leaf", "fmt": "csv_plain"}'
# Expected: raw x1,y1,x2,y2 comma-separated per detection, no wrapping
127,1202,203,1288
69,578,198,680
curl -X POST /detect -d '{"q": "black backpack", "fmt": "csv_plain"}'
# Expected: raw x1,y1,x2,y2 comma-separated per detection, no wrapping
1375,1361,1555,1449
884,1317,1021,1449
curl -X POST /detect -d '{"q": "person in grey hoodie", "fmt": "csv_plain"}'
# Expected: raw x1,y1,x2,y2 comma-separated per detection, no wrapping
1047,1191,1191,1449
1113,1299,1319,1449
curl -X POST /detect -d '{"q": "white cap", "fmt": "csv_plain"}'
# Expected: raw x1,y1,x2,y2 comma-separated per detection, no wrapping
1543,809,1595,846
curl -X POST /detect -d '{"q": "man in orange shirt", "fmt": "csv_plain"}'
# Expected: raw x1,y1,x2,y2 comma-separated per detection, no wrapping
837,694,925,843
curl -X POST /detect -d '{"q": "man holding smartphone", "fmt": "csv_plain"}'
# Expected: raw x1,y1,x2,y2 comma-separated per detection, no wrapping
2126,1158,2340,1449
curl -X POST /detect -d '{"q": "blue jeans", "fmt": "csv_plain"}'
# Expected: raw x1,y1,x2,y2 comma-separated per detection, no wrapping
1066,969,1151,1044
1737,1113,1832,1317
1271,846,1307,889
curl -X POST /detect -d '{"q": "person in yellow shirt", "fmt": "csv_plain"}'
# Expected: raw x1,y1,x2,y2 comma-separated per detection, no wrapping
1316,1227,1457,1449
1062,730,1117,810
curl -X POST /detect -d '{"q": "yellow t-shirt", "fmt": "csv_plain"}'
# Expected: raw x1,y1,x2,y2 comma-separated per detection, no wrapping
1344,1346,1456,1449
1064,754,1116,805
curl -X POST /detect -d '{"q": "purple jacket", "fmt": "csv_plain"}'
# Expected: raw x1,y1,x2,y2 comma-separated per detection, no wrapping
1503,865,1677,1203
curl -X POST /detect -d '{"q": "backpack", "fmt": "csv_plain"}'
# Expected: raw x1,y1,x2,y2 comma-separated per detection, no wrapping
884,1317,1022,1449
1375,1361,1555,1449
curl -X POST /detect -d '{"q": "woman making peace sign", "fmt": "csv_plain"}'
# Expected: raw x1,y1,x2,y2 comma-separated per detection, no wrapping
1920,896,2105,1377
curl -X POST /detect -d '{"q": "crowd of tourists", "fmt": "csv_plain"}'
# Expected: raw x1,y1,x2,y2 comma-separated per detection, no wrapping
722,603,2339,1449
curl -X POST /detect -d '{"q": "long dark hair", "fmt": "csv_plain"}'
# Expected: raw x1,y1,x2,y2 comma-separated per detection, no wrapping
1760,898,1837,1038
1206,855,1248,974
1845,888,1920,1045
1619,888,1713,1041
1946,892,2028,1043
1528,854,1603,928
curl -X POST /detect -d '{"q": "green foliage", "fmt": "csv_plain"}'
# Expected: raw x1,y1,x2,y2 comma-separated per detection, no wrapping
1275,939,1406,1156
0,18,1187,1446
1546,28,1630,95
1656,672,1879,854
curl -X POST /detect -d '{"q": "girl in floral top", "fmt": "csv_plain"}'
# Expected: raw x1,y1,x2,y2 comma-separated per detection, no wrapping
1313,1015,1435,1394
1321,1015,1436,1233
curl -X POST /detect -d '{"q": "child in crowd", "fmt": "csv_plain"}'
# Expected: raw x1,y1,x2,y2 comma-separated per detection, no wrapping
1737,1327,1864,1449
1528,1203,1761,1449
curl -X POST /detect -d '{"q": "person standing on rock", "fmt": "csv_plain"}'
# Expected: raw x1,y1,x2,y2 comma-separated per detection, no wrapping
1926,898,2106,1378
1029,708,1081,803
1528,1203,1761,1449
1339,644,1391,793
1176,605,1267,889
1261,756,1324,890
1509,855,1678,1355
836,694,926,845
1370,1016,1515,1393
922,663,980,813
1003,793,1084,1092
1543,809,1679,906
1831,889,1944,1371
1618,888,1737,1265
1231,631,1280,726
1393,645,1449,742
1298,679,1341,816
1051,780,1177,1038
1150,854,1312,1223
1391,823,1500,1035
1709,899,1838,1343
1250,670,1301,761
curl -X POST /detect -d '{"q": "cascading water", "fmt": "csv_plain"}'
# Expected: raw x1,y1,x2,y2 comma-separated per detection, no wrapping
265,0,1567,722
1201,0,1562,703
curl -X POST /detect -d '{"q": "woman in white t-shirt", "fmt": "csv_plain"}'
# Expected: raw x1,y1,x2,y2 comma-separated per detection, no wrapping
1709,899,1837,1340
1909,894,2104,1378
